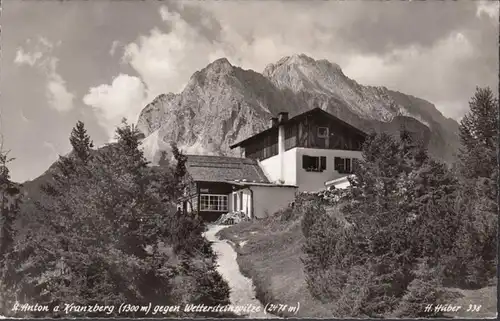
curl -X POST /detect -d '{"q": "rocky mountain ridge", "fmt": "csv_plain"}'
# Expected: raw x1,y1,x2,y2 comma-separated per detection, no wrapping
137,54,460,164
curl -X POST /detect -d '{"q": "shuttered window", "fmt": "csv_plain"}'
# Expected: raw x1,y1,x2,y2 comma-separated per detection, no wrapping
302,155,326,172
335,157,354,174
320,156,327,171
345,158,351,173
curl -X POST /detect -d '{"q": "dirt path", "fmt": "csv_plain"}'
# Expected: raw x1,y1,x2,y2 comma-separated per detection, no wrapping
203,224,277,319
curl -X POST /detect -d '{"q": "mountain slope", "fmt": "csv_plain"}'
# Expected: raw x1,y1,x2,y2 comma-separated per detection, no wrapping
137,54,460,164
137,58,303,158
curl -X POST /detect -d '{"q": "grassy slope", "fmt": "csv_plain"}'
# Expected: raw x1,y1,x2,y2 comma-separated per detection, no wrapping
217,215,497,319
217,218,337,318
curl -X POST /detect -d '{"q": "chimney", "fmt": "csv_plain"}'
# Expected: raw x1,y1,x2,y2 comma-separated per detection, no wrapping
278,112,289,124
269,117,279,128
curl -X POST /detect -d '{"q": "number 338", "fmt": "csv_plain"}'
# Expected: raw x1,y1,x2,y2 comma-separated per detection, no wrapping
466,305,481,312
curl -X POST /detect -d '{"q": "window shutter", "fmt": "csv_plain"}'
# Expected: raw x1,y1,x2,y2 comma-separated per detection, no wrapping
320,156,327,171
334,157,341,171
302,155,308,169
345,158,351,173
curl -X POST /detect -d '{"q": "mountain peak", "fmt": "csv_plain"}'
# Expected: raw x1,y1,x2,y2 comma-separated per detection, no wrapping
207,57,233,73
287,53,316,64
185,57,236,89
267,54,316,69
262,54,344,78
136,54,460,165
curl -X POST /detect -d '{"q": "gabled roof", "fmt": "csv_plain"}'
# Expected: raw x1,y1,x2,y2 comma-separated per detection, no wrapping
186,155,270,183
229,107,367,149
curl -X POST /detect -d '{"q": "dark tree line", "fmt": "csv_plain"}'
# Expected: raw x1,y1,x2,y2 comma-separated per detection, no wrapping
0,119,230,318
301,87,498,318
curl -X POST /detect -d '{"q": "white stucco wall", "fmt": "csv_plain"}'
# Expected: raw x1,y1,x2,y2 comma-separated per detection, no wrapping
259,148,297,185
294,148,362,192
243,190,252,216
228,195,233,212
250,185,297,219
258,147,362,193
258,155,279,182
230,185,297,219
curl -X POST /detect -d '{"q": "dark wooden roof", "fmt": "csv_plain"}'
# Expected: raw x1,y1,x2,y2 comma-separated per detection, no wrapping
186,155,270,183
229,107,367,149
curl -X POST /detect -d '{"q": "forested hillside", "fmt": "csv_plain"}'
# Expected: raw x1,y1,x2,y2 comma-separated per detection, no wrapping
0,120,232,318
218,87,498,318
298,87,497,317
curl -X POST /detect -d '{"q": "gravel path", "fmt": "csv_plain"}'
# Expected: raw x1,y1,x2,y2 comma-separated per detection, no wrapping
203,224,277,319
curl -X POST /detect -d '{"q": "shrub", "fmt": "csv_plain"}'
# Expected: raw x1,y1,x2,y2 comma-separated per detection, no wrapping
393,259,457,318
300,198,327,239
2,121,231,318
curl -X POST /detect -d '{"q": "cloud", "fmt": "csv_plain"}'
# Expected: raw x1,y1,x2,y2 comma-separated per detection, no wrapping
476,0,499,19
341,31,480,118
109,40,121,56
13,37,75,112
122,6,225,100
46,66,75,112
344,32,474,95
38,36,54,50
85,5,230,139
184,1,497,120
85,0,497,139
82,73,146,139
14,48,42,66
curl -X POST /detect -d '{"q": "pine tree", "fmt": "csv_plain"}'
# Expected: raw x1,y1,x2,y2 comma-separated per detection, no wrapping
303,128,463,317
303,132,417,316
458,87,498,180
69,121,94,163
0,149,22,316
115,119,144,156
8,121,231,318
452,87,498,287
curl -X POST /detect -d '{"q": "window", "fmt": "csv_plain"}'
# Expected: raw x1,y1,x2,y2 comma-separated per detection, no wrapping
334,157,344,173
335,157,354,174
317,127,329,138
233,193,238,211
239,191,243,211
200,194,228,212
302,155,326,172
320,156,327,171
345,158,351,173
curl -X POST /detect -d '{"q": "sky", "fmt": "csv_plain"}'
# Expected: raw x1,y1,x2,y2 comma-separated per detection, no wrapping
0,0,498,183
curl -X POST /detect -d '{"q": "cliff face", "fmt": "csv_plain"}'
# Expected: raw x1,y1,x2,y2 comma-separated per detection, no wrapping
137,54,460,164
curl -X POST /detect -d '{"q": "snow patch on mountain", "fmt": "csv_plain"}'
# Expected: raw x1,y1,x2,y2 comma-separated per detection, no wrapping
179,141,217,156
140,129,170,164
